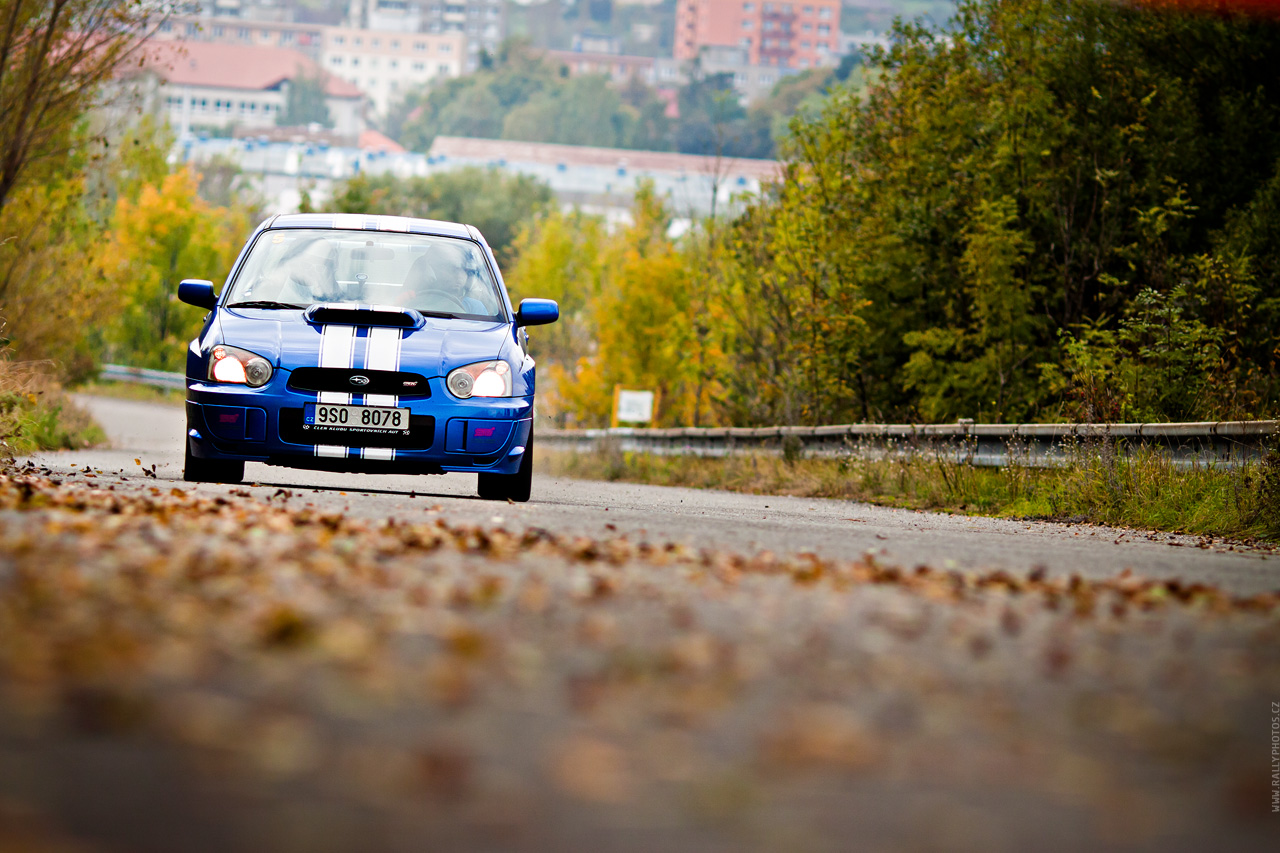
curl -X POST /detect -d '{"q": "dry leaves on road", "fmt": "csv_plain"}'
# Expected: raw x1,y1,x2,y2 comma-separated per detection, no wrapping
0,469,1277,852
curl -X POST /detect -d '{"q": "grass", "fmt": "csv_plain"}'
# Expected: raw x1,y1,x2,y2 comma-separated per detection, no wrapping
538,440,1280,543
75,379,185,406
0,361,105,457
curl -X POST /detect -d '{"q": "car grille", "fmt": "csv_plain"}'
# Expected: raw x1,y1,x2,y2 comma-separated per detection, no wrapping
287,367,432,398
279,408,435,449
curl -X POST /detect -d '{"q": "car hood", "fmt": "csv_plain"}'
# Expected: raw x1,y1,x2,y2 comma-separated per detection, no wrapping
216,308,512,377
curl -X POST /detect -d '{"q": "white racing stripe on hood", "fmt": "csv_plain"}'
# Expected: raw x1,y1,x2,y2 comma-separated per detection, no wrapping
315,324,356,458
361,325,402,461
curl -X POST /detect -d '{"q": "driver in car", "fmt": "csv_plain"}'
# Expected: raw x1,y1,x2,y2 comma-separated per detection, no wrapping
399,244,493,315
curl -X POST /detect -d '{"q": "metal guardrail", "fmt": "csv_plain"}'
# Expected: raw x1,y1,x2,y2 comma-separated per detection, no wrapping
98,364,1276,468
541,420,1279,468
100,364,186,391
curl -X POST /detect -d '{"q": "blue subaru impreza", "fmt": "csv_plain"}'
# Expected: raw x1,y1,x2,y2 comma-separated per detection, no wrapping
177,213,558,502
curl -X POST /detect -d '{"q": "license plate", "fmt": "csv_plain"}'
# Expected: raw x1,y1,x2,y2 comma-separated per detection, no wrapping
303,403,410,432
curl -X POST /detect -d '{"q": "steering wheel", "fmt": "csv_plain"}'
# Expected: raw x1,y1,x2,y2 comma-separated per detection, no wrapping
413,289,468,312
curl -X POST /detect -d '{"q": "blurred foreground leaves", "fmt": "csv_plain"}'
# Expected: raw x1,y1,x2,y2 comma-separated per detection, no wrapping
0,469,1276,850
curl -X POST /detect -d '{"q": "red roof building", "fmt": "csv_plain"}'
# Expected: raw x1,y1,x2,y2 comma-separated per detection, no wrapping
358,129,406,154
140,40,367,136
428,136,780,183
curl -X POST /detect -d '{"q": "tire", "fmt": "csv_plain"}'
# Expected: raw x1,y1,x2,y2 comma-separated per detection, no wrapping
183,439,245,484
478,432,533,502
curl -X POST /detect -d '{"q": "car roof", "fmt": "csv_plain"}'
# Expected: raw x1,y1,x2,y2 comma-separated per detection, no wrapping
266,213,478,242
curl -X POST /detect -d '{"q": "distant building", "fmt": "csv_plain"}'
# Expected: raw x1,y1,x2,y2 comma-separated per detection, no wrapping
357,0,425,31
694,44,791,102
841,28,890,57
321,27,467,116
137,41,366,137
425,135,780,222
151,11,469,119
155,12,327,58
548,50,658,86
571,32,622,55
546,45,787,105
347,0,505,72
675,0,841,70
175,133,778,220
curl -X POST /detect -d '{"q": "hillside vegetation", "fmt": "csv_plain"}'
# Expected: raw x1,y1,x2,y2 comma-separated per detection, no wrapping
385,39,860,160
509,0,1280,428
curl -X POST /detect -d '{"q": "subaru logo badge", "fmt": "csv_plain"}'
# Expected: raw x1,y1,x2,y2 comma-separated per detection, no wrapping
349,375,371,387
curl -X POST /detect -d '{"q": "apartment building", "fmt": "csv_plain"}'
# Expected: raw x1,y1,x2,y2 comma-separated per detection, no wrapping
548,46,785,105
697,44,788,102
153,14,468,118
675,0,841,70
155,14,326,59
547,50,658,87
321,27,467,115
351,0,505,72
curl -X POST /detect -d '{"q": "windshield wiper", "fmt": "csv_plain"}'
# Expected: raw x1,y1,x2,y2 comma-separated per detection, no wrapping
227,300,308,310
418,310,460,319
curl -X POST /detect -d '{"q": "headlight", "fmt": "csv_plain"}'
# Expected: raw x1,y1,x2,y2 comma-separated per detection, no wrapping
208,344,273,387
446,360,512,398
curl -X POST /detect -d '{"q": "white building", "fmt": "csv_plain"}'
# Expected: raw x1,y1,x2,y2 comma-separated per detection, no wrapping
425,136,780,223
151,11,471,120
176,134,780,222
348,0,505,72
140,41,367,137
154,12,327,60
321,27,467,116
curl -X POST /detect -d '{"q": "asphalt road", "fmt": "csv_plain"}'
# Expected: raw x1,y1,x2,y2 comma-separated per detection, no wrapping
3,395,1275,853
41,395,1280,596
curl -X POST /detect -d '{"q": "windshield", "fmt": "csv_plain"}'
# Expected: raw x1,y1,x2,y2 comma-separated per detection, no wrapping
225,229,506,321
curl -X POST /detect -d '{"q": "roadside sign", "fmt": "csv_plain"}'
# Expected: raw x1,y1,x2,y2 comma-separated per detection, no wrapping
611,386,657,426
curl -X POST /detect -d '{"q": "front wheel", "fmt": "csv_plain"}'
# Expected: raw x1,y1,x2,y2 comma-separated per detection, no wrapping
478,434,533,502
183,440,245,484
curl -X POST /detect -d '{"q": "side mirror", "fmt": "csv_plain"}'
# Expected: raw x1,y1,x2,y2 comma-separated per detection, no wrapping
516,298,558,327
178,279,217,310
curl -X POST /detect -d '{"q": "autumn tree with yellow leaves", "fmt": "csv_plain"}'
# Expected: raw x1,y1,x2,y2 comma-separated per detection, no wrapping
509,184,728,428
96,169,246,371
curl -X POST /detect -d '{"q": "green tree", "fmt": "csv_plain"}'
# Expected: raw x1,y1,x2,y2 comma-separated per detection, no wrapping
503,75,637,148
674,71,746,157
709,0,1280,423
617,76,672,150
387,38,682,153
901,197,1041,420
504,0,1280,427
393,40,561,149
326,167,553,262
278,68,333,128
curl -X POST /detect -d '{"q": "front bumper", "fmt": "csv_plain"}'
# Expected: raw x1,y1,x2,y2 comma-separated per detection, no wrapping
186,373,532,476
